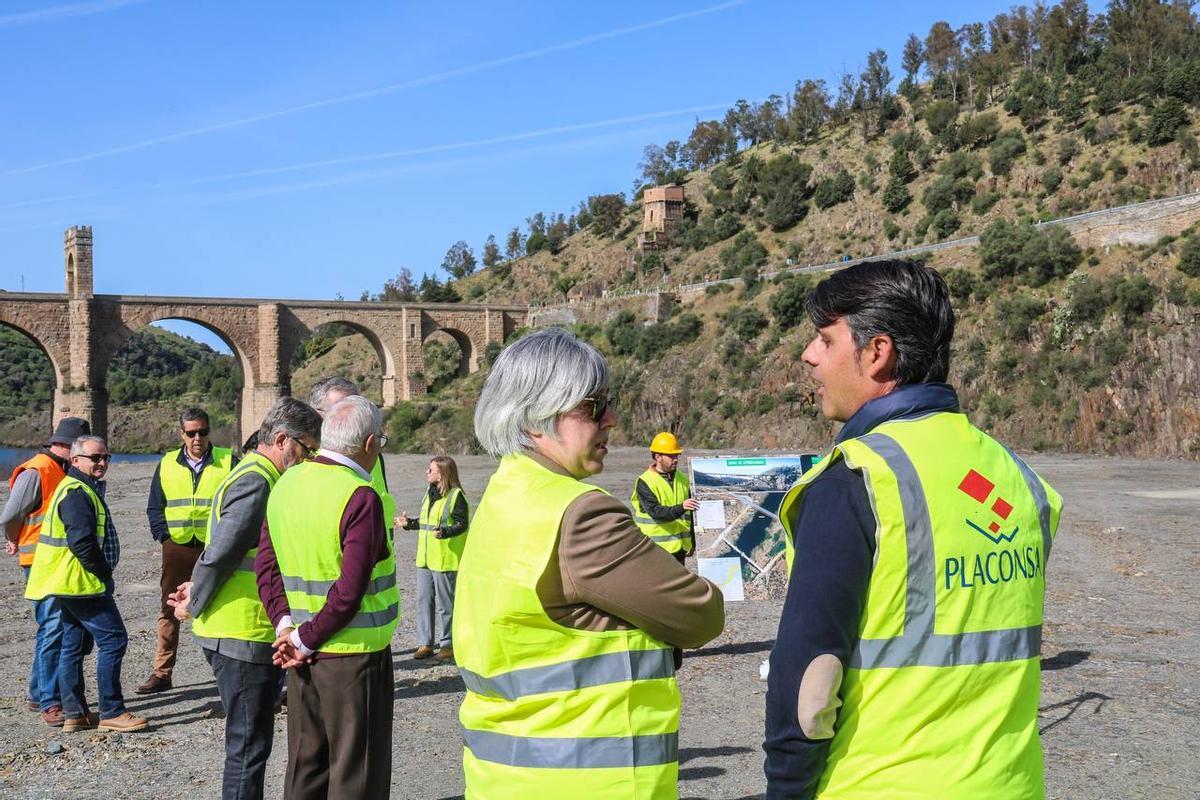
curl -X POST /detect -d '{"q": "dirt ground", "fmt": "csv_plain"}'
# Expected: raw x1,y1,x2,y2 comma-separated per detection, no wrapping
0,448,1196,799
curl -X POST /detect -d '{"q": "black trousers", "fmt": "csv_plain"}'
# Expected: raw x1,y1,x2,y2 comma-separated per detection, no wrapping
205,648,281,800
284,648,394,800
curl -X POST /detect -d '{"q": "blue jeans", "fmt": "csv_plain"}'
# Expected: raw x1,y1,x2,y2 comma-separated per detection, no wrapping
21,566,63,710
55,594,128,719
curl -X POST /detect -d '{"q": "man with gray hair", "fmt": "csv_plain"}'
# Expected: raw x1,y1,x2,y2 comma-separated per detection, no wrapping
256,395,399,799
168,397,322,800
307,376,397,533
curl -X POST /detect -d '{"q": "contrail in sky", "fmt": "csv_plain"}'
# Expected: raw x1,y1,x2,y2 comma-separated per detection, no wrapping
0,102,731,211
0,0,149,29
4,0,750,176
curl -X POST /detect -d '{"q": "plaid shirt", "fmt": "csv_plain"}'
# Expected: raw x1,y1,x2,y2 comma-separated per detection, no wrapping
97,482,120,569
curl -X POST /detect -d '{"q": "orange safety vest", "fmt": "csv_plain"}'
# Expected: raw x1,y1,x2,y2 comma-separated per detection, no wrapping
8,453,67,567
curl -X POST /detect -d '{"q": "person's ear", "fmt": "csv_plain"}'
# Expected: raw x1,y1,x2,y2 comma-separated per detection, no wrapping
862,334,897,382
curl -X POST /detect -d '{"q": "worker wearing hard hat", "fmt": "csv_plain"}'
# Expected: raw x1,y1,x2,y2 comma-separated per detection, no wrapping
630,432,697,564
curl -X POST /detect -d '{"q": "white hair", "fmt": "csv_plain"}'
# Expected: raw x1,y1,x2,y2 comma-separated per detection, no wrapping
70,435,107,457
320,395,382,456
474,327,609,459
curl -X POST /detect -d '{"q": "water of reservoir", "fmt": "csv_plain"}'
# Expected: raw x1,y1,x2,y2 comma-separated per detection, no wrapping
0,446,160,478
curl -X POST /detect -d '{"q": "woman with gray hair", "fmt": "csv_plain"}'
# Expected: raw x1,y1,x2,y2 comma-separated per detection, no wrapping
454,327,724,799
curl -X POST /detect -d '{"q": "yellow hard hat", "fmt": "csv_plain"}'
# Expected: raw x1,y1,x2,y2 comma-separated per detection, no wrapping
650,432,683,455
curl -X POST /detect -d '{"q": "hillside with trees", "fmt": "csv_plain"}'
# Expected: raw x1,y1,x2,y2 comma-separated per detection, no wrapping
369,0,1200,459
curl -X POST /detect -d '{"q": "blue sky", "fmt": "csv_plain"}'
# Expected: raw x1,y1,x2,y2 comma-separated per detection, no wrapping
0,0,1013,350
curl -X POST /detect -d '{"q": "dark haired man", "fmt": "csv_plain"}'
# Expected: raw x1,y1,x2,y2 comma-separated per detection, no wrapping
168,397,322,800
764,260,1062,798
140,407,235,693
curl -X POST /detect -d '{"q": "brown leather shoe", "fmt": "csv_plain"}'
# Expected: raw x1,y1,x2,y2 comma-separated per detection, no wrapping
99,712,148,733
434,647,454,662
41,705,65,727
413,645,435,660
63,712,100,733
135,674,172,694
26,698,39,712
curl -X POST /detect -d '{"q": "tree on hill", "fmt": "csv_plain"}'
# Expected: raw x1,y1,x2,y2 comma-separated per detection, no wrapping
442,241,477,279
789,79,831,142
420,274,461,303
505,228,525,260
589,194,626,237
375,268,418,301
482,235,501,269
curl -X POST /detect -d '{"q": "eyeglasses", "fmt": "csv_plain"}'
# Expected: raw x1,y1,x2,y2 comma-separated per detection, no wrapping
581,394,615,422
289,436,319,459
182,428,210,438
377,433,389,448
77,453,111,464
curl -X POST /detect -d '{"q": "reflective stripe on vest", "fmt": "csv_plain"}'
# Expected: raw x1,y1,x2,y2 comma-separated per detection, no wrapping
266,459,398,654
24,478,107,600
10,454,66,567
415,487,468,571
463,729,678,770
192,452,279,644
455,453,679,798
159,447,233,545
630,468,692,554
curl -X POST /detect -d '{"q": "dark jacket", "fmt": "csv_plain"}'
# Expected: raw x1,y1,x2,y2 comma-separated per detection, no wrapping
57,466,116,589
401,484,469,537
146,445,238,544
763,383,960,799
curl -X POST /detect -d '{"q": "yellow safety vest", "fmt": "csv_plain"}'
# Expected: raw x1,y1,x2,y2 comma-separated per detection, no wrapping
25,477,108,600
266,460,399,654
9,452,66,567
415,487,468,571
159,447,234,545
455,452,680,799
778,411,1063,799
193,452,280,644
370,456,397,533
630,468,693,554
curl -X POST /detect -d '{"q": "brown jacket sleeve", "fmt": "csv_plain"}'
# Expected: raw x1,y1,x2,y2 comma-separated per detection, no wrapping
551,491,724,649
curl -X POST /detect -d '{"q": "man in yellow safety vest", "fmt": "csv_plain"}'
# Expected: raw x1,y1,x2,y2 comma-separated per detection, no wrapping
139,407,235,694
763,259,1062,799
630,431,697,563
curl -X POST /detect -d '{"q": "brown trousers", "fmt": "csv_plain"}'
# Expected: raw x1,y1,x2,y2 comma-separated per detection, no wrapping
284,648,394,800
154,539,202,678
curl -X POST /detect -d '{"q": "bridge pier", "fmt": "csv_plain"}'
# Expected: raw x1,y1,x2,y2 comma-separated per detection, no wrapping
57,385,106,441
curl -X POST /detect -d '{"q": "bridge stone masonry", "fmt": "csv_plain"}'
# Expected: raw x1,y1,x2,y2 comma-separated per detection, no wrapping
0,226,529,441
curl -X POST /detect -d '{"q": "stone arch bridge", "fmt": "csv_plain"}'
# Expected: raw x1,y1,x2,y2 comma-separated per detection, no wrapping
0,227,528,440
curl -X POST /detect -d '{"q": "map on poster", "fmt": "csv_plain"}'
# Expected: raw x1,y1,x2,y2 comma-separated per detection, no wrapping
688,454,821,595
697,557,745,601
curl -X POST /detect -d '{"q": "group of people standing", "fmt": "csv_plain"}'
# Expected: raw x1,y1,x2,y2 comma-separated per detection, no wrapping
3,259,1063,800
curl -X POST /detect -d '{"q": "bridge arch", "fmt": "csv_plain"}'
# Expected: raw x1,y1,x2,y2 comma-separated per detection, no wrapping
422,326,475,378
96,306,259,447
0,318,68,439
281,312,398,409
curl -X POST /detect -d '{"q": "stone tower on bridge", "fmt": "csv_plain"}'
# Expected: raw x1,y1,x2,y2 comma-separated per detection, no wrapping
0,227,528,443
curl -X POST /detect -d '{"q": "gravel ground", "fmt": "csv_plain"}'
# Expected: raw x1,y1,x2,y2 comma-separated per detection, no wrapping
0,449,1195,799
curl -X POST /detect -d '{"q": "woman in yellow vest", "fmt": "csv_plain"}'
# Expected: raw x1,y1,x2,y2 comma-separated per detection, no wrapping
397,455,468,662
455,327,725,800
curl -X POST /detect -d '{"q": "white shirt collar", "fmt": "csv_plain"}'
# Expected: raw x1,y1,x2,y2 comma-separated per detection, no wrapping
318,449,371,481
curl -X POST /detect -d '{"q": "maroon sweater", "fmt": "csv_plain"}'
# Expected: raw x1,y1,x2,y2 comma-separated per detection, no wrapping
255,456,389,655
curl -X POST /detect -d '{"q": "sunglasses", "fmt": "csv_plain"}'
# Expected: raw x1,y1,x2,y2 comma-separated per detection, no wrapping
581,394,615,422
182,428,210,438
77,453,111,464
